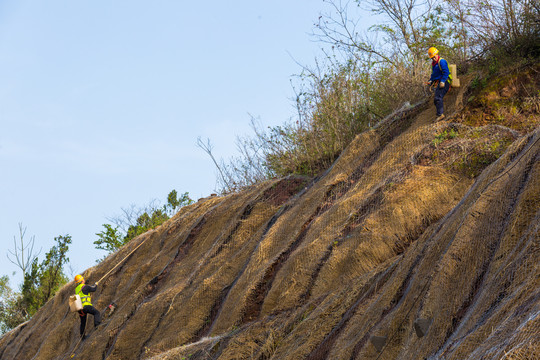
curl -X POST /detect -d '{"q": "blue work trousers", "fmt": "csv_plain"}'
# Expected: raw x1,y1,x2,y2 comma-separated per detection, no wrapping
434,82,450,116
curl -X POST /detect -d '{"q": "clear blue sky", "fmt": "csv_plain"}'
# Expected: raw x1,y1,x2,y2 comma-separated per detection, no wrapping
0,1,361,287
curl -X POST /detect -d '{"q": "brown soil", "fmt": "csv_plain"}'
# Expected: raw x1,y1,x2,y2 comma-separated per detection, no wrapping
0,65,538,360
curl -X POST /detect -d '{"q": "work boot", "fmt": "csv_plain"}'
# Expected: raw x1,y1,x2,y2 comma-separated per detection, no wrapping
435,114,445,121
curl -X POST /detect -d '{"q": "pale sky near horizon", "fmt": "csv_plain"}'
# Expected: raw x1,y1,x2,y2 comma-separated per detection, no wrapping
0,1,368,287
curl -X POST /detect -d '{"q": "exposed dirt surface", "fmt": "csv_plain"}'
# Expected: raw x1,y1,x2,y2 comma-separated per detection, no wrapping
0,66,538,360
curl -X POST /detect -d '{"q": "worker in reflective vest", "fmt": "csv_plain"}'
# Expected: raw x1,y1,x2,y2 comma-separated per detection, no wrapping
74,274,101,337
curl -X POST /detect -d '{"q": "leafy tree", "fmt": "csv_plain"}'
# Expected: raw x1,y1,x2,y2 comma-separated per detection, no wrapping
94,224,123,254
166,190,193,217
125,208,169,240
39,235,71,301
0,275,26,335
20,235,71,317
1,235,71,334
95,190,193,255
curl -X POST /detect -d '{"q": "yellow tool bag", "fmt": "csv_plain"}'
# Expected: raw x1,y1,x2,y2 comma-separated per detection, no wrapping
449,64,460,87
438,58,460,88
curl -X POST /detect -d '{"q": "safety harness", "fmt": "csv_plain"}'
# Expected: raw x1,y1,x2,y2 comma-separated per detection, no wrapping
436,57,453,85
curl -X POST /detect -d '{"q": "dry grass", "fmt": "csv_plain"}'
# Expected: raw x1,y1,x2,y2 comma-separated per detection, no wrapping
1,68,538,360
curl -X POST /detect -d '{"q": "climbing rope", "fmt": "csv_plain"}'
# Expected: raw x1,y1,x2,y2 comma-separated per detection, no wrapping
95,236,148,285
70,317,88,359
66,237,148,359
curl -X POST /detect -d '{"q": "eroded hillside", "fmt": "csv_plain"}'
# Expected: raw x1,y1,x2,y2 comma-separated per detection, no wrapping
1,64,538,360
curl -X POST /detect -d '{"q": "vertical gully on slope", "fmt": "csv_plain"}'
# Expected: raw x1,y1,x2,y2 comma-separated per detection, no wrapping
204,179,315,336
204,203,293,337
240,212,318,324
101,211,211,360
0,321,28,360
434,152,537,358
348,253,426,359
299,187,385,305
136,201,257,358
305,262,399,360
136,179,310,356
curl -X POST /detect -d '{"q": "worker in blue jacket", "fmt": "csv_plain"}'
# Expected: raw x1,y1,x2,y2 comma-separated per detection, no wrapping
426,47,450,121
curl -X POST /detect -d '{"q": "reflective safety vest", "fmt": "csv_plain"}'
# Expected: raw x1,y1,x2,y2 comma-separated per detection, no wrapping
75,283,92,307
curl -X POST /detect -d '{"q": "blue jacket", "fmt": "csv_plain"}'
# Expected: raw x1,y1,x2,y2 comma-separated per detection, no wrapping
430,58,450,83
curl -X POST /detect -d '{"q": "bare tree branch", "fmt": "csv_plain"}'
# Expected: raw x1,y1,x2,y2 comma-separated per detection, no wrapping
197,137,233,192
7,223,41,276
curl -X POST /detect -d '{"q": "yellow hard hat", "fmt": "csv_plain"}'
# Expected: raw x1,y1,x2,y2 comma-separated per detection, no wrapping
428,47,439,58
75,274,84,283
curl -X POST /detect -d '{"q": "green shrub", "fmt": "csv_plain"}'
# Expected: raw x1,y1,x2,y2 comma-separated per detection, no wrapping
95,190,193,254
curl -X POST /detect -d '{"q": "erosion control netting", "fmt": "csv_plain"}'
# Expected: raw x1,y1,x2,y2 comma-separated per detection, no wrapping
0,70,538,360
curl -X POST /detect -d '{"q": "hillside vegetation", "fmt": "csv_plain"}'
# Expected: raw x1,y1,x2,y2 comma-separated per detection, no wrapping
1,0,539,359
0,58,538,359
208,0,539,193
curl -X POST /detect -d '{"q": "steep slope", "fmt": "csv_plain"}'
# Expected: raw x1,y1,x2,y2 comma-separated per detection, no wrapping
0,65,538,360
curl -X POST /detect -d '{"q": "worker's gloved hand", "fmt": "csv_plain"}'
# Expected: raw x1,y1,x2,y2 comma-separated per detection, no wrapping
439,82,445,88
